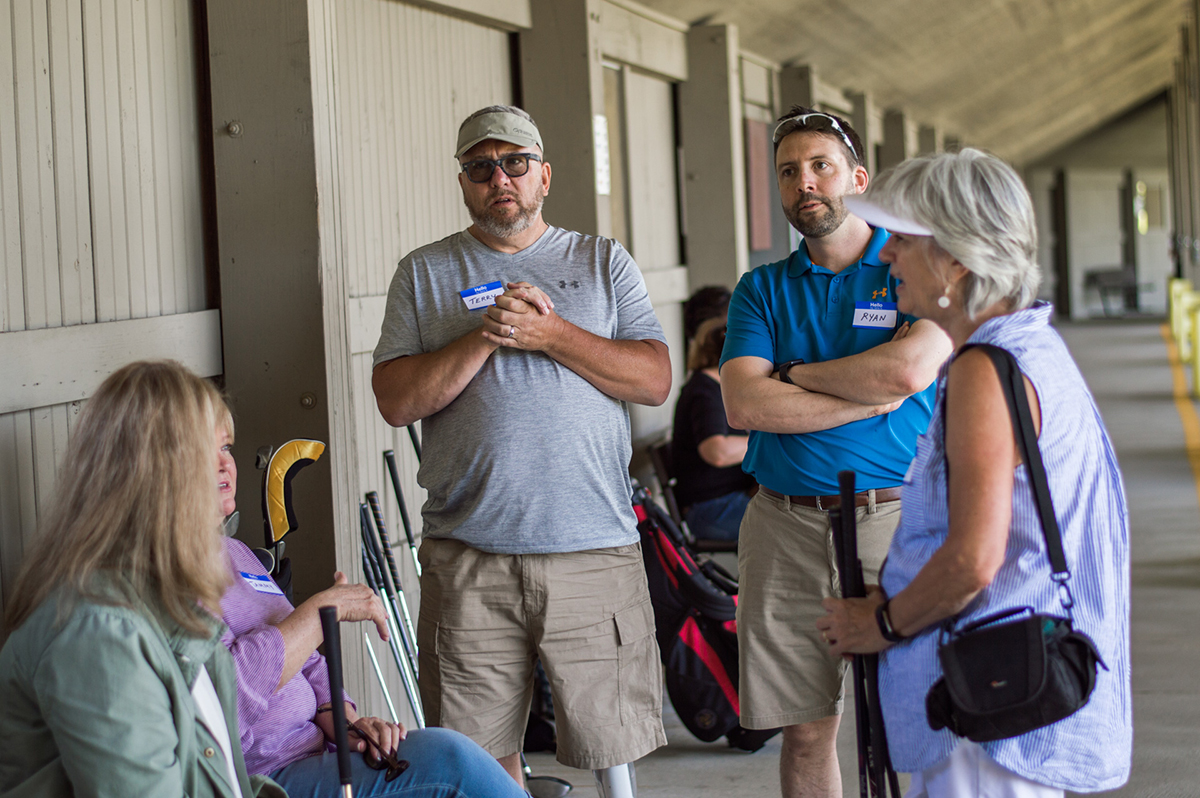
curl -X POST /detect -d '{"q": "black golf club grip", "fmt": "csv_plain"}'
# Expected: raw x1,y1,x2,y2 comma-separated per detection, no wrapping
383,451,418,548
319,606,353,791
838,470,863,597
359,504,388,593
406,424,422,463
366,491,405,595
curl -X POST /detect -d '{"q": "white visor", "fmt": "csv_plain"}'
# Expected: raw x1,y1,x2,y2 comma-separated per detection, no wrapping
843,195,933,237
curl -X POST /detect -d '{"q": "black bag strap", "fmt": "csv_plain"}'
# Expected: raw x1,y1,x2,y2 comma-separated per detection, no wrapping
956,344,1074,612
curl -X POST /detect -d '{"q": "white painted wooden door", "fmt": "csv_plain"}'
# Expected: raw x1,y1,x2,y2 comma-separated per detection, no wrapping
0,0,212,614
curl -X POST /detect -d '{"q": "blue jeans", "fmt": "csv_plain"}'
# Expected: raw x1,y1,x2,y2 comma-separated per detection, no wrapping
270,727,527,798
684,490,751,541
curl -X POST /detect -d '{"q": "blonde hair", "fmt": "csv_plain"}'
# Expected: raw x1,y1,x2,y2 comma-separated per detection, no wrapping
4,361,231,636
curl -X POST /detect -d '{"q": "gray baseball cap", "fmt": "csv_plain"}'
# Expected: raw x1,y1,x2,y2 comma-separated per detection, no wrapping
455,110,544,158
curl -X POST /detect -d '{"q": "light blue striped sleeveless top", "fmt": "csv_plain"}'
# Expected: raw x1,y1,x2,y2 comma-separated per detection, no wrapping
878,302,1131,791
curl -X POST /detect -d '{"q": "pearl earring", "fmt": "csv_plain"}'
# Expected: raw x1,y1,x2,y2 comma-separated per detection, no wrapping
937,285,952,309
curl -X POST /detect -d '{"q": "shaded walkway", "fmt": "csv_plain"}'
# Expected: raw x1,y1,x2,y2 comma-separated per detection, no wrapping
1059,321,1200,797
526,319,1199,796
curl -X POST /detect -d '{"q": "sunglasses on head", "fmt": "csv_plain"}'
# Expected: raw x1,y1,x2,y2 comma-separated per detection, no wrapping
348,722,410,783
772,112,857,159
460,153,542,183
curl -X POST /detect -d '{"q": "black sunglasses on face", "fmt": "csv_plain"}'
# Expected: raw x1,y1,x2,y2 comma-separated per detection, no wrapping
348,722,410,783
460,153,542,183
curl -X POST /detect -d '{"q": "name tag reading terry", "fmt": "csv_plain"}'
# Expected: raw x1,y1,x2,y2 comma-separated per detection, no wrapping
852,301,898,329
460,280,504,311
239,571,284,596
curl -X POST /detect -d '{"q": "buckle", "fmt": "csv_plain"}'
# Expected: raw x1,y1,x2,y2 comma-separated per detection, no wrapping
1052,571,1074,611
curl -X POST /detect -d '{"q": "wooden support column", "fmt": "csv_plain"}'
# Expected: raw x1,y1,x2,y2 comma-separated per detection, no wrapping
1169,58,1187,278
846,90,881,174
918,124,943,155
205,0,336,603
879,109,918,170
1187,18,1200,277
779,65,816,110
679,24,748,288
520,0,607,236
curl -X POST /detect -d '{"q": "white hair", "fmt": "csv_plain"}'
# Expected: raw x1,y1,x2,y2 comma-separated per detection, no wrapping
864,148,1041,319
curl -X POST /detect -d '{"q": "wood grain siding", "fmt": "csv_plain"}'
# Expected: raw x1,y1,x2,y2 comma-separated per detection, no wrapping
0,0,207,615
1,311,223,414
82,0,206,322
599,0,687,83
309,0,511,723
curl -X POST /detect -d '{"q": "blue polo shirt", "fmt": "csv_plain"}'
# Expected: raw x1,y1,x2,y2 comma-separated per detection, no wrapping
720,227,936,495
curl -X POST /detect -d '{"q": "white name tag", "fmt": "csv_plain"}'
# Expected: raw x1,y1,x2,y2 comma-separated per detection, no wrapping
459,280,504,311
852,301,898,329
239,571,284,596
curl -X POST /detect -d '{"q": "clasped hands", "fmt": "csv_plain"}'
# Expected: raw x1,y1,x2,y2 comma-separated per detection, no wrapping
481,282,563,352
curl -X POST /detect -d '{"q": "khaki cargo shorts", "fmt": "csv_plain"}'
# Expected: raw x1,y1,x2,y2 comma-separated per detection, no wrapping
736,489,900,730
417,538,667,770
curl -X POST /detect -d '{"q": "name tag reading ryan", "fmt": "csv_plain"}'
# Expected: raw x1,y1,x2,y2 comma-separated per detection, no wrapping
852,301,898,330
460,280,504,311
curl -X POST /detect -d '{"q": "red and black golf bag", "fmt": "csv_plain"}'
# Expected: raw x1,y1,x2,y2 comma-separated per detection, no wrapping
633,483,780,752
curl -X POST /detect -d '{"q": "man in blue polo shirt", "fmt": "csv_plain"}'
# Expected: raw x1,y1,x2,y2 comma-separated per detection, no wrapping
721,107,952,798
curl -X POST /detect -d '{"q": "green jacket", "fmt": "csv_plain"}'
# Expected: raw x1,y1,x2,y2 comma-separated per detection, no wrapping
0,575,286,798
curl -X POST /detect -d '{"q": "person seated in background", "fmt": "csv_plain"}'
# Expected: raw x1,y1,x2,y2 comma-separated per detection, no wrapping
215,405,527,798
683,284,734,344
0,360,282,798
671,312,757,541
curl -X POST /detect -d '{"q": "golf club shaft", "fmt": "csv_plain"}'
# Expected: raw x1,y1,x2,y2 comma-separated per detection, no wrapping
406,424,421,463
360,507,425,727
361,501,418,666
319,606,354,797
363,631,398,723
835,471,900,797
364,546,425,727
383,450,422,577
366,491,419,652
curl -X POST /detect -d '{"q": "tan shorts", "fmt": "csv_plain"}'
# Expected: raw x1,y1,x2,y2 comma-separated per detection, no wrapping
736,489,900,730
416,538,666,770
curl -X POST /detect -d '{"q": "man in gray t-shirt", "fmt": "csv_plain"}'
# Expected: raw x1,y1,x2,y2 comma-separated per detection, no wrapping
372,105,669,795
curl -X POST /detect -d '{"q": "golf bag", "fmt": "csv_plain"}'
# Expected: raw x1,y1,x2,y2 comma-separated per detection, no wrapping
633,483,780,752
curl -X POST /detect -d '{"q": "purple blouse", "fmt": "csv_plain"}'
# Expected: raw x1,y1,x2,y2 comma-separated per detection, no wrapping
219,538,352,776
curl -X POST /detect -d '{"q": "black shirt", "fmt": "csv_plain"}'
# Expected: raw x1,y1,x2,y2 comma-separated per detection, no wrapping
670,371,756,508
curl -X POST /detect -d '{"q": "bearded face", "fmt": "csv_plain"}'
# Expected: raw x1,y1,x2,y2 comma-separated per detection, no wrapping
783,189,852,239
775,131,863,240
463,181,547,239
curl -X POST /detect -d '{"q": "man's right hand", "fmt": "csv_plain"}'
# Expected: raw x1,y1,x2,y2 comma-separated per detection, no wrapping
372,323,503,427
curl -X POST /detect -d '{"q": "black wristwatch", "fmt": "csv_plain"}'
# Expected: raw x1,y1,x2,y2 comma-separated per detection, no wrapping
875,599,906,643
777,358,805,385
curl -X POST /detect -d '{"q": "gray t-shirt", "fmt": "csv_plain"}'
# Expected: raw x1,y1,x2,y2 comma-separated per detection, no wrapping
373,226,666,554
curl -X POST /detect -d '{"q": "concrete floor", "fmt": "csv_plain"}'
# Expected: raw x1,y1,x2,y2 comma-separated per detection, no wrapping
526,319,1200,797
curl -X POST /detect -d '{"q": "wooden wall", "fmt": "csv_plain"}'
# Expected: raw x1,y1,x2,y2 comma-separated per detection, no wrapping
0,0,211,615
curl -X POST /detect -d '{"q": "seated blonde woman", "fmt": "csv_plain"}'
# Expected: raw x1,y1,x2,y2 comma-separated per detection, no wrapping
0,360,281,798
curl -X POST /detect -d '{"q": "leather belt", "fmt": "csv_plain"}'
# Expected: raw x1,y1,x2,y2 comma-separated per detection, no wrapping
759,485,902,510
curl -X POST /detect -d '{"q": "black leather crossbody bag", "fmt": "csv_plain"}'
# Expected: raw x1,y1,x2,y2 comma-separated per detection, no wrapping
924,344,1105,743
